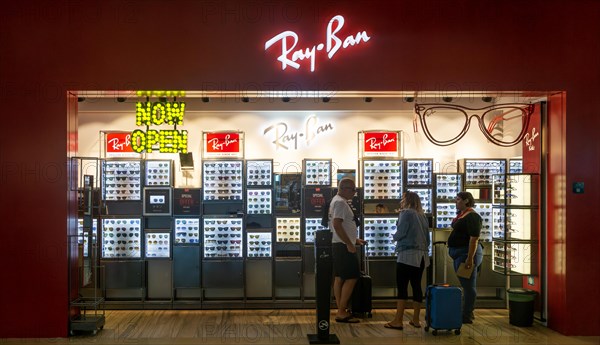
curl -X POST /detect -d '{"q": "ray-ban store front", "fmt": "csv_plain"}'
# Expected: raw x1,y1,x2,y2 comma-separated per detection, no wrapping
1,0,598,338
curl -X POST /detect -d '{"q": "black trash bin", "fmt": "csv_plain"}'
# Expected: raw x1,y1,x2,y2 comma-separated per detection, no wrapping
507,288,537,326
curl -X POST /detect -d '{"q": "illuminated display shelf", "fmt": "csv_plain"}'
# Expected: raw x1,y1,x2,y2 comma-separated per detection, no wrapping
491,173,539,275
433,173,463,230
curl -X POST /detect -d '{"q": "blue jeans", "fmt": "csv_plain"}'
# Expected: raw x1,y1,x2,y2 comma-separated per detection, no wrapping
448,245,483,320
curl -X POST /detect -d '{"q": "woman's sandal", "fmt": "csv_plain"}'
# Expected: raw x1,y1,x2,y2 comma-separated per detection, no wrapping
384,322,403,330
409,321,422,328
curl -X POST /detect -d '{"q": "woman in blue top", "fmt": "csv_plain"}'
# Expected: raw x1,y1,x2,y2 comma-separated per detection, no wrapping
384,191,430,330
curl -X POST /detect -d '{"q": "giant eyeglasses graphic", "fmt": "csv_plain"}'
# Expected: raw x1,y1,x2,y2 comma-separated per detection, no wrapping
413,103,535,147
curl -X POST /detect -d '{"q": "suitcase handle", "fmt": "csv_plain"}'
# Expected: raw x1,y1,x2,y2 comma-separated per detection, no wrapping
432,241,448,284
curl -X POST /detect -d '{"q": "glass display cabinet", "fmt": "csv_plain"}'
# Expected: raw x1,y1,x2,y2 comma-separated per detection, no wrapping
492,173,539,275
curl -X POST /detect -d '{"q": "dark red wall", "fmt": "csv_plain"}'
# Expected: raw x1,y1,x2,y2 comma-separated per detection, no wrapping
1,0,599,337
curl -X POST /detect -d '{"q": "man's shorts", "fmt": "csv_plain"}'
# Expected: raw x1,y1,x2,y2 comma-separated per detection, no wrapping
332,242,361,280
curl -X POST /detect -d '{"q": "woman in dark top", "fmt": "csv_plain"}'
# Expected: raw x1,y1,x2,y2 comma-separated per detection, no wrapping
447,191,483,324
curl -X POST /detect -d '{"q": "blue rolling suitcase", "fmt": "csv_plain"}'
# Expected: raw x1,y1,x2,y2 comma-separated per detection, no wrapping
424,241,462,335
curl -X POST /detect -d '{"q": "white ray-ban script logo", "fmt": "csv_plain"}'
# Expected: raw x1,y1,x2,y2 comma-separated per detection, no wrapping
263,115,334,151
264,15,371,72
524,127,539,151
207,134,238,151
108,134,131,151
365,134,395,150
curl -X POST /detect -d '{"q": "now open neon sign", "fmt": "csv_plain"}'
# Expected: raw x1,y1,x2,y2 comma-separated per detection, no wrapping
264,15,371,72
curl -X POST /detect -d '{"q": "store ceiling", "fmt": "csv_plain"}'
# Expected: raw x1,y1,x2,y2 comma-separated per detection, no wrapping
76,91,547,113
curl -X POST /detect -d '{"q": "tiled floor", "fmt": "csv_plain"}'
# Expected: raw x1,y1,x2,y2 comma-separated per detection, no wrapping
2,309,598,344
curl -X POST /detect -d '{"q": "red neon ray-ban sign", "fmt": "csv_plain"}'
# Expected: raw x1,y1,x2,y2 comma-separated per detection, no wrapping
264,15,371,72
206,132,240,153
106,132,133,153
364,132,398,152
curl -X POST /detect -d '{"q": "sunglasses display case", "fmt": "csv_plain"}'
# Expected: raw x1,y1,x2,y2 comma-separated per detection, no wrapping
144,160,173,187
202,160,244,201
174,218,200,245
433,173,462,230
246,160,273,187
302,159,332,186
102,160,142,201
304,218,327,244
405,159,433,186
247,232,272,258
203,217,244,259
434,203,457,229
276,217,301,243
362,160,403,201
509,159,523,173
246,189,273,215
473,203,494,242
491,173,539,275
458,159,507,187
492,241,536,275
434,174,463,203
101,218,142,259
406,187,433,214
363,217,397,257
144,230,172,259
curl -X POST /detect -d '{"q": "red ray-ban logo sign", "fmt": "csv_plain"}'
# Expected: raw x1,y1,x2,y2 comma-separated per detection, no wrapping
106,132,133,153
364,132,397,152
264,15,371,72
206,133,240,153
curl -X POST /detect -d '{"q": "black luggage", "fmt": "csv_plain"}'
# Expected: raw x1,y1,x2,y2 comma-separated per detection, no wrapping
351,244,372,317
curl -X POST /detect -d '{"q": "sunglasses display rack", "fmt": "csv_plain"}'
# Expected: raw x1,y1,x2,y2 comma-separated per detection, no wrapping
203,218,244,258
101,218,142,258
405,159,433,186
473,203,493,242
434,174,463,202
435,203,457,229
491,173,539,275
458,159,507,187
102,160,142,201
276,217,301,242
246,160,273,186
363,217,397,257
247,232,272,258
304,218,327,243
247,189,273,215
144,160,173,186
432,173,462,231
78,218,98,257
509,159,523,173
145,231,171,258
202,160,244,201
174,218,200,244
407,187,433,214
362,160,403,200
492,241,535,275
302,159,332,186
